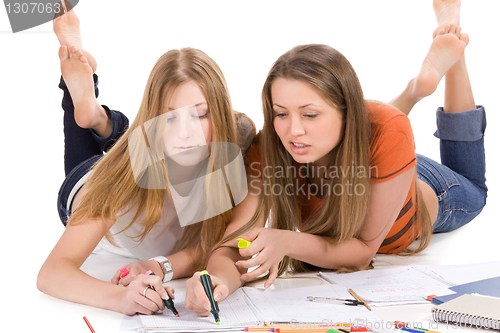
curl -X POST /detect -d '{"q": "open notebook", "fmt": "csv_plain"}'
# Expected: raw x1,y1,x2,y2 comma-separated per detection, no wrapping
127,284,380,332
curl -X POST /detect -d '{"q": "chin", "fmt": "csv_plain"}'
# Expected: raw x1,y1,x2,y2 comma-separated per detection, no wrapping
167,147,210,167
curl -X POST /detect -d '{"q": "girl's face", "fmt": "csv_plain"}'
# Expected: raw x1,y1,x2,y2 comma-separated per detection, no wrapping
272,78,345,166
162,80,212,166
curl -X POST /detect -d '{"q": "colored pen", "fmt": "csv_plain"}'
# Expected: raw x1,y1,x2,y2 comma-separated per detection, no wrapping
237,238,252,249
83,316,95,333
411,328,440,333
393,322,440,333
200,270,220,325
399,328,426,333
147,271,179,317
307,296,365,306
348,288,371,311
244,328,275,331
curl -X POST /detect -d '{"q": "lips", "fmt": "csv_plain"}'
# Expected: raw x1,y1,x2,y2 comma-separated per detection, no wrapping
175,146,198,152
289,141,311,154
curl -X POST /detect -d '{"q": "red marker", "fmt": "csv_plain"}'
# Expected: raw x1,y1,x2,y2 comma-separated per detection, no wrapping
119,267,130,279
83,316,95,333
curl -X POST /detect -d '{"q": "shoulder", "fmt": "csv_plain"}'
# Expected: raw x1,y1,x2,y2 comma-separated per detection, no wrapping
244,131,263,177
366,101,416,183
367,101,414,146
234,111,257,155
367,101,412,131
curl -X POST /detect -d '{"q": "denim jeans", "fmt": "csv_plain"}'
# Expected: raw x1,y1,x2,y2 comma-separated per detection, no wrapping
57,75,129,225
416,106,487,233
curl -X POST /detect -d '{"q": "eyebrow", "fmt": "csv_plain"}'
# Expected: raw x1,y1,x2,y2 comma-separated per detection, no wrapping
273,103,320,109
168,102,208,111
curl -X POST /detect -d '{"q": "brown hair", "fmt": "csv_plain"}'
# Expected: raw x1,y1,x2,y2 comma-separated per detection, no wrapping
68,48,239,270
260,44,431,274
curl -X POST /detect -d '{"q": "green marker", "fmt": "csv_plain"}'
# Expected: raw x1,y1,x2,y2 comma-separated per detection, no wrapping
200,270,220,325
237,238,252,249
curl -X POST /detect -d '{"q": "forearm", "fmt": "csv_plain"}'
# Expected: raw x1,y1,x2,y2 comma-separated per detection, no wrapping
286,231,374,270
38,256,124,312
143,244,201,280
206,246,246,294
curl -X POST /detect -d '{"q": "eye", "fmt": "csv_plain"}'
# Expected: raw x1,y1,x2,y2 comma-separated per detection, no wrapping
193,108,210,119
195,112,209,119
274,112,288,118
167,116,176,122
304,114,318,119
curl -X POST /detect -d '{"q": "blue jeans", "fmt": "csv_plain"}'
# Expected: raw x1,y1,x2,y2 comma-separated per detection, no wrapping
416,106,487,233
56,75,129,225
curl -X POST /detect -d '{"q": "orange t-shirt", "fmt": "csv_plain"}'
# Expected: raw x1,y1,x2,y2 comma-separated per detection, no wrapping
245,101,419,254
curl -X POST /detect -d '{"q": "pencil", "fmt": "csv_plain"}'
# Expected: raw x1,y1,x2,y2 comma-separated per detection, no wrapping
348,288,371,311
83,316,95,333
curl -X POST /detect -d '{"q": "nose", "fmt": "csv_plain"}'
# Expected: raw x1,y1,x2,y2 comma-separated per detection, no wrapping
177,114,193,139
290,114,305,136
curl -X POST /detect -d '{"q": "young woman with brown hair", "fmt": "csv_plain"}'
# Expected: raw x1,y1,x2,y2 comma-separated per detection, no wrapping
237,1,487,288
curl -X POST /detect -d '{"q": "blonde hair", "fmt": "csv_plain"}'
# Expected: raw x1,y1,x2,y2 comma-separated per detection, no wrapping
68,48,239,270
260,44,431,274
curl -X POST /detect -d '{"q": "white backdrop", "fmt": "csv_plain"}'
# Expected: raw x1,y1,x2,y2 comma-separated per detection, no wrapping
1,1,499,332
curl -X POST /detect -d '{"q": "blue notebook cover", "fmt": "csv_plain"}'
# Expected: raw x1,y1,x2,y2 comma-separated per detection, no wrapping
433,275,500,304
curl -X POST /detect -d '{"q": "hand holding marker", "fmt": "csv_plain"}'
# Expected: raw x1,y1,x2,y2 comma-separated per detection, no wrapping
146,270,179,317
200,270,220,325
197,239,250,325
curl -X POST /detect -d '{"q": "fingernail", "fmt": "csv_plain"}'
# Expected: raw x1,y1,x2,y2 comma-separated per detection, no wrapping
241,275,249,281
145,270,153,275
162,292,170,300
214,293,222,301
204,302,211,311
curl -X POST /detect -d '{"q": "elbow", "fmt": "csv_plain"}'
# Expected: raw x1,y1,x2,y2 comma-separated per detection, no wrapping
36,264,51,294
357,255,374,271
336,245,375,272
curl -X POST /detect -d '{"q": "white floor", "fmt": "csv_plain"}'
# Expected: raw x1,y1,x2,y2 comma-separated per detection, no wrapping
1,1,499,332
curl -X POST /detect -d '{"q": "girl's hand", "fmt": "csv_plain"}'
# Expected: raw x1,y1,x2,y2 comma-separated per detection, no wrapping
111,261,157,286
234,228,290,288
117,273,175,315
185,272,229,316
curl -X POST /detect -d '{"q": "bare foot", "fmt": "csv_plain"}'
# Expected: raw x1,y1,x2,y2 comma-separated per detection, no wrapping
433,0,461,26
412,24,468,101
59,45,110,136
53,4,97,72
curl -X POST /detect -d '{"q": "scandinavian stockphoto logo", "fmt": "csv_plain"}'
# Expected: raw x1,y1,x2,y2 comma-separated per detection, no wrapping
128,104,248,227
4,0,79,33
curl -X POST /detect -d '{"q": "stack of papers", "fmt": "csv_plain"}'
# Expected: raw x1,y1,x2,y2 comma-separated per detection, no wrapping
320,266,451,306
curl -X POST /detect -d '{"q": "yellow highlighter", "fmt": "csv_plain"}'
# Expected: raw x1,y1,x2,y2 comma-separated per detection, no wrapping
237,238,252,249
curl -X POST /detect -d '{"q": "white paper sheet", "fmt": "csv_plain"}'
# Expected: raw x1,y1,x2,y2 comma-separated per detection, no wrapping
319,266,452,306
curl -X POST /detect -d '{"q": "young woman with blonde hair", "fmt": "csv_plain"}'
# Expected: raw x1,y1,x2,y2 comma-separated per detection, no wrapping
37,7,260,315
237,1,487,287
